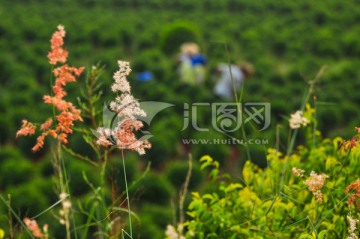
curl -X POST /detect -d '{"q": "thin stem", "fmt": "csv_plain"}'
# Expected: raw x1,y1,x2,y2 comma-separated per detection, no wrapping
57,140,71,239
307,216,318,238
223,42,251,162
278,66,327,194
179,154,193,231
87,70,98,129
313,96,317,148
7,195,14,239
276,124,282,152
122,150,132,238
224,44,238,102
97,150,107,239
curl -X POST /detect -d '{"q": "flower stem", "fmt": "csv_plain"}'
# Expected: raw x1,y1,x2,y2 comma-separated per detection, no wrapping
122,150,132,238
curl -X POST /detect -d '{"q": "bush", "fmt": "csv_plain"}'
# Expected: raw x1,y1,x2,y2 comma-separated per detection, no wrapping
159,21,201,55
0,145,24,165
7,181,49,217
137,173,174,205
0,157,34,189
106,153,139,193
67,159,100,197
165,160,203,190
140,203,173,229
181,132,358,238
192,130,230,164
134,215,164,239
147,114,183,167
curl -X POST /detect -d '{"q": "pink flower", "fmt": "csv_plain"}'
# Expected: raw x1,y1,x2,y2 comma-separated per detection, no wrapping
23,218,47,238
303,171,328,202
17,25,84,152
346,179,360,208
355,127,360,134
16,120,36,138
292,167,305,177
48,25,68,65
40,119,53,131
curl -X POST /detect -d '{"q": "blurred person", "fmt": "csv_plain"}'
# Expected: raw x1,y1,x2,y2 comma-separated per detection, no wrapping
177,42,207,85
213,62,254,100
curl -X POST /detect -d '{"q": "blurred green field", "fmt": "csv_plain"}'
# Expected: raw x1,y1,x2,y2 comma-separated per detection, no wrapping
0,0,360,238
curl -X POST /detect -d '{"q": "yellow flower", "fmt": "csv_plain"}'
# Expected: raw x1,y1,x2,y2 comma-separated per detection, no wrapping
0,228,4,239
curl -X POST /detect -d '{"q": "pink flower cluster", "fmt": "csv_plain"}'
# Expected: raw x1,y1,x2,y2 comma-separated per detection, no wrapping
292,167,305,177
340,127,360,152
303,171,328,202
96,61,151,155
23,218,48,239
346,179,360,208
47,25,68,65
293,168,328,202
16,25,84,151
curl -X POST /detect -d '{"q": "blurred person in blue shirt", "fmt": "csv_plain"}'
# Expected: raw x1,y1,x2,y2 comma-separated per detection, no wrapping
177,42,207,85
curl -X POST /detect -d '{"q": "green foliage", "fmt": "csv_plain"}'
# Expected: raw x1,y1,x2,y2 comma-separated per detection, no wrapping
183,136,359,238
138,173,174,205
140,203,173,230
0,146,25,165
106,153,139,193
7,181,49,217
147,114,183,167
192,131,230,164
165,160,203,190
67,159,100,197
159,21,201,55
134,215,164,239
1,1,360,238
0,157,34,189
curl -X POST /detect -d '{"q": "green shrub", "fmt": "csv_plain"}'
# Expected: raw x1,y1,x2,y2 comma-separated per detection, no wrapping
140,203,173,229
165,160,203,190
181,133,356,238
147,114,182,167
67,159,100,197
0,146,24,165
0,157,34,189
137,173,174,205
106,153,139,193
159,21,200,55
133,215,164,239
7,181,49,217
192,130,230,164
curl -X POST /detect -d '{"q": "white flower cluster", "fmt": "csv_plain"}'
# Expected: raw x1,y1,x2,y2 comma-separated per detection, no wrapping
303,171,329,202
111,61,131,93
96,61,151,155
165,225,185,239
347,215,359,239
289,110,309,129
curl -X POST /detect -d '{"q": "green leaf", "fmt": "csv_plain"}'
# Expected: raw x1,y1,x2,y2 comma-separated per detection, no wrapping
200,155,213,163
298,234,314,239
202,194,214,200
318,230,327,239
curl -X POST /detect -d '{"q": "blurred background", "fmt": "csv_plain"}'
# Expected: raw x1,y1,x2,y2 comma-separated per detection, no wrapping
1,0,360,238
